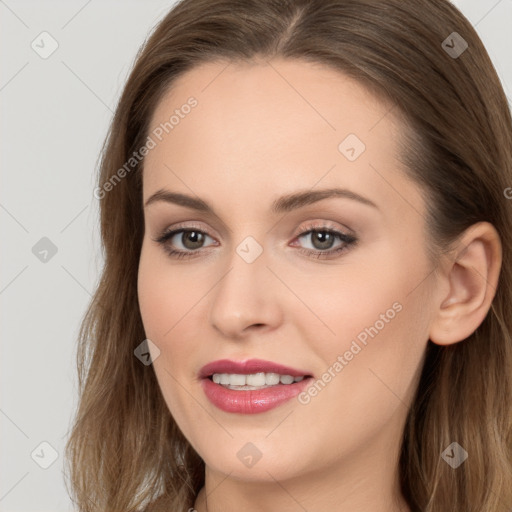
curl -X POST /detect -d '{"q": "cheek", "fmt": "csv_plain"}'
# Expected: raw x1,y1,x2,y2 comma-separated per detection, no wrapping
277,257,404,358
137,247,191,384
295,238,430,350
291,249,429,404
137,242,198,339
295,257,429,434
306,297,427,460
137,247,203,430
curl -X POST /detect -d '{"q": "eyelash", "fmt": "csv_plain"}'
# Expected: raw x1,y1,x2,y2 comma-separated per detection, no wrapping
152,222,358,260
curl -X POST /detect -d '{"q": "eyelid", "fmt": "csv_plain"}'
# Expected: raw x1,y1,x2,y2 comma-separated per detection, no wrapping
291,219,354,239
154,221,216,239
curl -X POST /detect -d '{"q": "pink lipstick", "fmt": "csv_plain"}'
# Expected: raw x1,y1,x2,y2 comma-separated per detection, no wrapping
199,358,313,414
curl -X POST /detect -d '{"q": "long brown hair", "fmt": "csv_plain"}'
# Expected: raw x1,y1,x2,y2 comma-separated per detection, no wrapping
63,1,512,510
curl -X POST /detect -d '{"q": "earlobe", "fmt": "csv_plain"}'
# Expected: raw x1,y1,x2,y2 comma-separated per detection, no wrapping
429,222,502,346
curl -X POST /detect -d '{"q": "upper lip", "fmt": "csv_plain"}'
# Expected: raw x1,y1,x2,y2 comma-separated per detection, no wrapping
199,358,313,379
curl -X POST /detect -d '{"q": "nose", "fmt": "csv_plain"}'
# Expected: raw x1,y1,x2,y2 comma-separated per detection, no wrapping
208,246,283,339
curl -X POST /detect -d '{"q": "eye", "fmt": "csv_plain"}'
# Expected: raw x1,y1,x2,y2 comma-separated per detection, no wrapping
292,226,357,259
153,222,358,260
167,229,214,251
297,229,347,250
153,226,217,259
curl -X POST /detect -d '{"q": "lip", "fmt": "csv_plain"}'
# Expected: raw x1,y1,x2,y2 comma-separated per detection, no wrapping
201,377,312,414
198,358,312,379
199,358,314,414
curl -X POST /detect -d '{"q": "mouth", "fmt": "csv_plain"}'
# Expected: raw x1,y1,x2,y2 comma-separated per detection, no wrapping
199,358,314,414
199,359,312,380
206,372,313,390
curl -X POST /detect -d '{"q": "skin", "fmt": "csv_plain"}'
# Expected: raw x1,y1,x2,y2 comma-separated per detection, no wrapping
137,58,502,512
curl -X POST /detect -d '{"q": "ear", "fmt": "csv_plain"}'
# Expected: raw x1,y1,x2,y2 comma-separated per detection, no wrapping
429,221,502,346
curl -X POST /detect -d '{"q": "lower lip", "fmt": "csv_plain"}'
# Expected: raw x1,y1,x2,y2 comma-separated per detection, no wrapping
201,377,312,414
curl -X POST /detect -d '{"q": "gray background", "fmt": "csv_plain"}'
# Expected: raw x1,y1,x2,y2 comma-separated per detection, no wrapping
1,1,511,510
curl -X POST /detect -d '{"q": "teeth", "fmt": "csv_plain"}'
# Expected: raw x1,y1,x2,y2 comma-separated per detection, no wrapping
230,374,246,386
265,372,280,385
246,373,266,386
218,374,230,385
211,372,306,388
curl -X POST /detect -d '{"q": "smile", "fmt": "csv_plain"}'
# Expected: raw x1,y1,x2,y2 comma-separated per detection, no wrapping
199,358,314,414
211,372,306,388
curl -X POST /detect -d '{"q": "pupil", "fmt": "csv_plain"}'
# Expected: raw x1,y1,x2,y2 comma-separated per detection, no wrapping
183,230,204,249
313,231,333,250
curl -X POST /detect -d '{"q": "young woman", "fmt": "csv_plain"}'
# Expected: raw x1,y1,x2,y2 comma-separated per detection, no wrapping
64,1,512,511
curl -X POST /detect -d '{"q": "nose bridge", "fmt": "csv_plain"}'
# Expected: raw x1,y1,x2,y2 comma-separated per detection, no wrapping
209,235,281,336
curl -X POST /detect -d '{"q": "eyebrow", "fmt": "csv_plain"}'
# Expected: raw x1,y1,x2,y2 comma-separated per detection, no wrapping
144,187,379,214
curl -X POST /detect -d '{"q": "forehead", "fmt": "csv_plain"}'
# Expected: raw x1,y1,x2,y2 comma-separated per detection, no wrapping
148,57,398,146
142,58,422,219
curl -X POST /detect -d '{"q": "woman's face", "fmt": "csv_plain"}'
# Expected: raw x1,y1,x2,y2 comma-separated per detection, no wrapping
138,58,438,494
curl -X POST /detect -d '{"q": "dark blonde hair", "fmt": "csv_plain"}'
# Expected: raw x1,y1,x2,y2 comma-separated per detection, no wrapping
64,0,512,510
